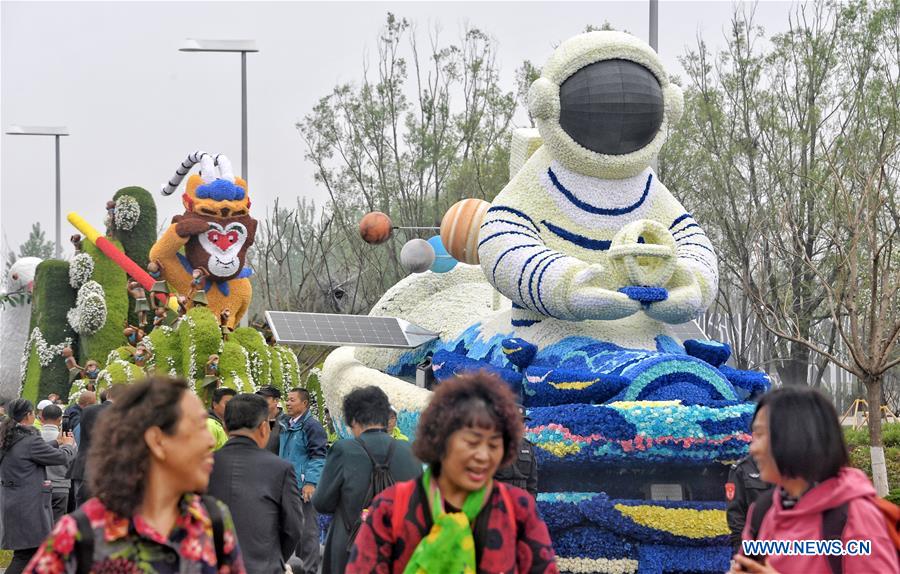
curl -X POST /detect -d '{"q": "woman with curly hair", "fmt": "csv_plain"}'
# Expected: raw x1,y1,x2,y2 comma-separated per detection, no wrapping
346,372,559,574
0,399,76,574
24,377,246,574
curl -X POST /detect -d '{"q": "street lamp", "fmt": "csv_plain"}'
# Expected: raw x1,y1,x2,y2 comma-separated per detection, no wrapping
6,125,70,258
180,39,258,182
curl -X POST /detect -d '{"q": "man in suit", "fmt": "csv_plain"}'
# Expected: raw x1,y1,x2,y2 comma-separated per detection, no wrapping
207,393,303,574
68,383,126,507
312,386,421,574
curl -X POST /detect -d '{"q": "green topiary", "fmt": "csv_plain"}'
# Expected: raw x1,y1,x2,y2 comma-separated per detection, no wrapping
79,240,128,368
276,346,301,389
179,307,223,388
22,260,77,401
112,187,158,271
97,358,145,389
230,327,272,387
148,324,181,375
220,340,253,392
304,366,326,425
112,186,158,327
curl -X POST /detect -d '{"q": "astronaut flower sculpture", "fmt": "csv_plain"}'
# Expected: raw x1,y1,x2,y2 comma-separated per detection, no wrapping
149,152,257,328
320,31,769,573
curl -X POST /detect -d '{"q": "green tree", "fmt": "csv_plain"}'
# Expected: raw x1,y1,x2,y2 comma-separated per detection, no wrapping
255,13,515,320
17,222,54,260
661,0,900,494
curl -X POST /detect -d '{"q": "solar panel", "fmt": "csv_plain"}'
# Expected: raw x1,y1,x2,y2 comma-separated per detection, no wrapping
265,311,439,349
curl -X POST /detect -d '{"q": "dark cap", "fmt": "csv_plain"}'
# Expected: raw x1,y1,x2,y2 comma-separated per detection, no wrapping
255,385,282,399
517,404,530,421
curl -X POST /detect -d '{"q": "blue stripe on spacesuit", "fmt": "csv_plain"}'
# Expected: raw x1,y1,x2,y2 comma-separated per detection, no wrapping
486,206,539,230
679,252,717,270
481,219,541,238
678,242,714,253
492,244,537,281
518,248,552,302
526,250,559,311
675,232,706,243
479,230,541,248
669,213,693,229
536,254,566,316
673,223,701,235
540,220,612,251
548,168,653,216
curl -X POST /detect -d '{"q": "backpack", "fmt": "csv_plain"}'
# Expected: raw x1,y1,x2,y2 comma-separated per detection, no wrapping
71,495,226,574
342,437,397,552
749,489,900,574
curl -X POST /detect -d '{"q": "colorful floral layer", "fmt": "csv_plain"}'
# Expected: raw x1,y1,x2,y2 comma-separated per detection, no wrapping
537,493,731,573
526,401,752,464
537,492,729,547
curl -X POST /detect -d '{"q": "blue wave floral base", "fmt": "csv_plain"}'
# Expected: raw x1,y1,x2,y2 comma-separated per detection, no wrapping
539,493,732,574
383,322,769,572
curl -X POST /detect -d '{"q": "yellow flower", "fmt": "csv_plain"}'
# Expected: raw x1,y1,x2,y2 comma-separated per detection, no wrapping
540,441,582,456
614,504,729,539
550,379,599,390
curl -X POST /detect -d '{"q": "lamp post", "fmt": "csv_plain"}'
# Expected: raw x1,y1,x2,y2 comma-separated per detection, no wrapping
180,39,258,182
649,0,659,52
6,125,70,258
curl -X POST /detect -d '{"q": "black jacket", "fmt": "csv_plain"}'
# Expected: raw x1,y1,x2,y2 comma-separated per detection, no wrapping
63,404,82,433
265,411,285,455
312,429,422,574
207,435,303,574
0,425,76,549
68,402,109,482
494,438,538,497
725,454,773,554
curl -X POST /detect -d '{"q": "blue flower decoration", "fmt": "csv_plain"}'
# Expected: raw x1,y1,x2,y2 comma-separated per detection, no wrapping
196,178,246,201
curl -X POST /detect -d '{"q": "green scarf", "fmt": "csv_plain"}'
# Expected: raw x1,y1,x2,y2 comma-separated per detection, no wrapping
402,467,491,574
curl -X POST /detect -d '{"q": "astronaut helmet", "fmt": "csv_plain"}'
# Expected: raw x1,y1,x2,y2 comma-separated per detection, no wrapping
528,31,684,179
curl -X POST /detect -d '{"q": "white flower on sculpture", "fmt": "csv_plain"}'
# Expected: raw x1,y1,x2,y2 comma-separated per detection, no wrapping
114,195,141,231
67,280,107,335
68,253,94,289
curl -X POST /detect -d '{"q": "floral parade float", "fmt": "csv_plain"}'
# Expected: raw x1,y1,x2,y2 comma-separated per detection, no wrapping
0,256,42,399
12,152,302,403
316,31,770,573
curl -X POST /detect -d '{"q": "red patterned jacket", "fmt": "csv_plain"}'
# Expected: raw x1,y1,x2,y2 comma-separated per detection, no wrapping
346,479,559,574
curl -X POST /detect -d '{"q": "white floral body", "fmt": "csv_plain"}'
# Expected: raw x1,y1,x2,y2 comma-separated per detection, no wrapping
479,146,718,326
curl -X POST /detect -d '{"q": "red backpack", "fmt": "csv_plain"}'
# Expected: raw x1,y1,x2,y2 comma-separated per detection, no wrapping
390,479,517,541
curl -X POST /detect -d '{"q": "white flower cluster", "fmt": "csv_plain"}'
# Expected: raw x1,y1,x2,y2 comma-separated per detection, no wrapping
25,328,74,368
67,280,107,335
114,195,141,231
280,347,300,389
185,315,198,388
556,557,638,574
240,345,255,391
68,253,94,289
68,377,92,406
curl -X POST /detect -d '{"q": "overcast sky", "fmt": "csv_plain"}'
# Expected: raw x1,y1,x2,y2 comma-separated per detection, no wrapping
1,1,794,257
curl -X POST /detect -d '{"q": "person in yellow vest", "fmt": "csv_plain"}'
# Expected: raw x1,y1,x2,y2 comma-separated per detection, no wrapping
207,387,236,450
387,406,408,442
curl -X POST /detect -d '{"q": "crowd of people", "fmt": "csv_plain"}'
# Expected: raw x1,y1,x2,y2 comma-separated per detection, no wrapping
1,377,897,574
